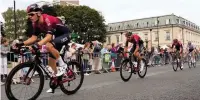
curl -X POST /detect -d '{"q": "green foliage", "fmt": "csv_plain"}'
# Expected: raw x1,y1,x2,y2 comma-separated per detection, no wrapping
2,8,27,40
53,5,107,43
2,5,107,43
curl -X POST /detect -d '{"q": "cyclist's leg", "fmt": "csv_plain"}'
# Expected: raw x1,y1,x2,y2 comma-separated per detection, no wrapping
191,49,195,62
46,34,69,73
46,42,59,74
133,45,141,63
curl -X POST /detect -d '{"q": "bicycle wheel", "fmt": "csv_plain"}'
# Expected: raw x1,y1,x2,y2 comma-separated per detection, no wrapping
179,60,183,70
138,59,147,78
60,60,84,95
172,58,178,72
120,59,133,82
5,62,44,100
188,56,192,69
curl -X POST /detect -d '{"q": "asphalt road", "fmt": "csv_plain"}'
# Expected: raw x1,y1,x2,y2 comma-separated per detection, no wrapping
1,63,200,100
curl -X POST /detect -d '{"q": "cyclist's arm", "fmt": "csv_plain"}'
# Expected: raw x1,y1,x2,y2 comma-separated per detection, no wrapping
38,34,53,46
124,40,129,52
23,35,38,46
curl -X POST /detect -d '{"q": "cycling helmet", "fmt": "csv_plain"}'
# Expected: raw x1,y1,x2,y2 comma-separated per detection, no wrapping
27,4,42,13
125,32,132,37
188,41,191,45
173,39,178,43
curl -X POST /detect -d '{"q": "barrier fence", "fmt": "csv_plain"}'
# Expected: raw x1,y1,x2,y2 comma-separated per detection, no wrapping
5,50,200,77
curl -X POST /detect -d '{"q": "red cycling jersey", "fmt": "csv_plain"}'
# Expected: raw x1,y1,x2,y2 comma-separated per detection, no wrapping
125,34,142,47
32,14,65,36
172,41,183,51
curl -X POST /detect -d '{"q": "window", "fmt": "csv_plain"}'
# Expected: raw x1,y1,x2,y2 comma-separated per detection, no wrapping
183,21,185,24
147,22,149,27
165,31,170,40
116,35,120,43
176,19,180,24
107,36,111,44
144,33,148,40
118,26,120,30
154,31,158,41
136,23,139,28
110,27,112,31
166,19,170,24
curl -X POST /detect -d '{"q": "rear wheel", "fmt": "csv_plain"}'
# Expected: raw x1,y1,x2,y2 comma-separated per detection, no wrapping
5,62,44,100
60,61,84,95
120,59,133,82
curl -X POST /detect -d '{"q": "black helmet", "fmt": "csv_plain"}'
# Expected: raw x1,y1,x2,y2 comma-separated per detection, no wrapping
173,39,178,43
27,4,42,13
125,32,132,37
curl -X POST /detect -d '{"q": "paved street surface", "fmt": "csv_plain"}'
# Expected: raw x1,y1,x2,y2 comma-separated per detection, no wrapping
1,63,200,100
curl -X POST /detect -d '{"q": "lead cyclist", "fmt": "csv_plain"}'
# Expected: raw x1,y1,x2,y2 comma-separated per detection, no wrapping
14,4,70,93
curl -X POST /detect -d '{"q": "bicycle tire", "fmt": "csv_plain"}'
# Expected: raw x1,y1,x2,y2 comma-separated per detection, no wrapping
188,56,192,69
179,60,183,70
172,59,178,72
60,61,84,95
5,62,44,100
120,59,133,82
138,58,147,78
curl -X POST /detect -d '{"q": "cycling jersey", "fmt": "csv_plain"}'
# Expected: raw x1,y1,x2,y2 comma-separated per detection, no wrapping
187,44,194,50
31,14,70,59
125,34,143,47
32,14,69,37
125,34,144,53
172,41,183,51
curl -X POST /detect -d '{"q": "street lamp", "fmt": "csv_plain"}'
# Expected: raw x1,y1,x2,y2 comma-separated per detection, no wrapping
120,32,123,42
157,17,159,48
150,29,152,47
14,0,17,39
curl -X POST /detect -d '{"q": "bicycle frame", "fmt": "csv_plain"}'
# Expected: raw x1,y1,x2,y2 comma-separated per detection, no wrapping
24,52,75,85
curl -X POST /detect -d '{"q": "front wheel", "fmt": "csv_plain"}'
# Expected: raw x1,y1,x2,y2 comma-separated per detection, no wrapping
5,62,44,100
172,59,178,72
138,59,147,78
60,61,84,95
120,59,133,82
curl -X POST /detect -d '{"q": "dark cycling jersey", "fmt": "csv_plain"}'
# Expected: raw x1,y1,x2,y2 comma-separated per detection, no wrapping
125,34,143,47
172,41,183,51
32,14,69,37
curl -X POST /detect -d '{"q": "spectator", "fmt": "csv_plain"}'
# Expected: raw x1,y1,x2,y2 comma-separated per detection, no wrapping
0,38,9,84
92,41,101,74
82,42,91,75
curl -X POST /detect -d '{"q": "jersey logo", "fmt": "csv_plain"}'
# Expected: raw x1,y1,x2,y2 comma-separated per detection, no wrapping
45,18,51,26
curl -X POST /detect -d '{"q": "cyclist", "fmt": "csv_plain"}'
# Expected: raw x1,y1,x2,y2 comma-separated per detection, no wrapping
187,41,196,63
14,4,70,93
124,32,144,72
172,39,183,68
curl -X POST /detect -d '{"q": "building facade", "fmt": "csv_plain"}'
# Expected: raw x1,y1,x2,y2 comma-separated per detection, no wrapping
106,14,200,49
53,0,79,6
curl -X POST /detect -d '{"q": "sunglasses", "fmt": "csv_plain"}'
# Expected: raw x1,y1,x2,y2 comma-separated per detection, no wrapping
28,13,36,17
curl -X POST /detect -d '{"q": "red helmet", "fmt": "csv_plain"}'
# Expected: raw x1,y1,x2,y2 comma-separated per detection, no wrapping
27,4,42,13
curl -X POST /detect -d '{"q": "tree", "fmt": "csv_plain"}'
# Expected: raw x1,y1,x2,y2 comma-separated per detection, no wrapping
54,5,107,43
2,8,27,40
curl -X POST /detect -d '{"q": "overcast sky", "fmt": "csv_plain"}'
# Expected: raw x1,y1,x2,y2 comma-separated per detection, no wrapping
0,0,200,25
